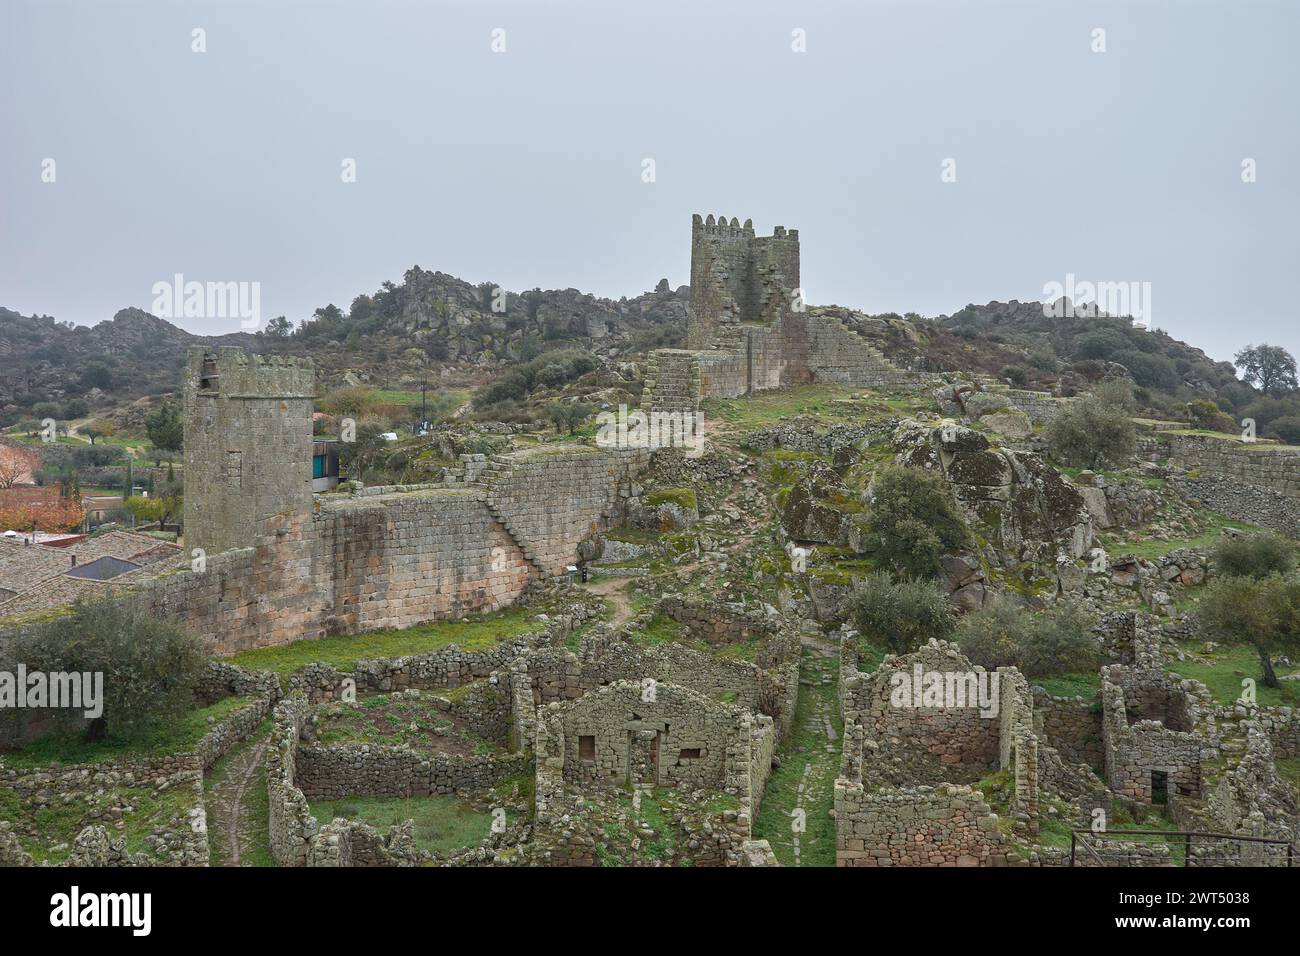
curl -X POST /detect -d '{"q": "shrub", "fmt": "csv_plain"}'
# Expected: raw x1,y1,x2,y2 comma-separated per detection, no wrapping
1113,349,1178,390
317,387,376,419
2,600,206,741
1198,574,1300,687
1186,399,1236,434
1212,532,1295,580
847,571,955,655
1269,415,1300,444
864,465,971,579
955,600,1100,678
999,365,1028,387
1045,385,1136,468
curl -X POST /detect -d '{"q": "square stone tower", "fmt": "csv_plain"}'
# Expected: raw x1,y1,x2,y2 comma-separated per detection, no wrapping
182,346,317,557
686,213,800,350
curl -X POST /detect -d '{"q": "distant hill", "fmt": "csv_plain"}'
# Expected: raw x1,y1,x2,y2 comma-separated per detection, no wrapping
3,277,1291,438
0,271,688,428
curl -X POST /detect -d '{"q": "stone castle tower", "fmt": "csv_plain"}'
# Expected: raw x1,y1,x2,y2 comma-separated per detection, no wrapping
182,347,316,556
686,213,800,349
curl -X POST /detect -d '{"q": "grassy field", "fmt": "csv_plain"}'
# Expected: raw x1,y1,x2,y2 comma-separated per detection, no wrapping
1168,643,1300,708
1,694,257,767
227,606,543,675
705,384,865,431
308,793,494,856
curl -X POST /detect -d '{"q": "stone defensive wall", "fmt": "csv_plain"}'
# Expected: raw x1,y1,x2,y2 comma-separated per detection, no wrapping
980,385,1070,425
643,213,930,413
138,446,646,656
646,311,930,409
1137,430,1300,495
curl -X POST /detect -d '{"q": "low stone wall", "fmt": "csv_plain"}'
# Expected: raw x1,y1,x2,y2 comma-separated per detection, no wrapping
291,630,550,704
267,693,317,867
296,745,530,800
0,755,208,867
1045,840,1173,867
266,689,526,867
833,782,1011,867
194,694,275,772
309,817,421,867
657,596,774,645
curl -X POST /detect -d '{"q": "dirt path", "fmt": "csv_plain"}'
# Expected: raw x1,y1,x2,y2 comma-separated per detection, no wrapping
207,733,271,867
583,576,637,627
753,646,842,866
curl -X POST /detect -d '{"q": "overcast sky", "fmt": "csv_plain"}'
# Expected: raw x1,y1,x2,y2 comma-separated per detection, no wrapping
2,0,1296,364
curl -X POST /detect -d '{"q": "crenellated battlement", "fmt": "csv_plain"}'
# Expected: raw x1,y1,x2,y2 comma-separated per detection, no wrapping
687,213,801,349
691,213,798,243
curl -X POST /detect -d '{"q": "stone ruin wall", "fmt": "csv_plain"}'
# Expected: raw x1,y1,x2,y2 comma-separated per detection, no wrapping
530,679,771,865
1100,664,1205,804
835,641,1057,866
833,781,1012,867
642,214,930,414
1168,475,1300,537
139,446,645,657
1034,691,1105,775
1139,432,1300,535
1138,432,1300,497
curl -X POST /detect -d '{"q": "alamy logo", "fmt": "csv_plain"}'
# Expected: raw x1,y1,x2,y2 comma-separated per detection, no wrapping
0,666,103,718
1041,274,1153,330
50,886,151,936
151,273,261,330
889,664,1000,718
595,404,704,458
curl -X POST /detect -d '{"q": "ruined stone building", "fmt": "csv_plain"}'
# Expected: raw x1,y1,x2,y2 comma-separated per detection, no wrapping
643,214,928,414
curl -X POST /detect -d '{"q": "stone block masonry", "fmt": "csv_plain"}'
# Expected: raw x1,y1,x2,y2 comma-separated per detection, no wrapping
1139,430,1300,511
140,343,648,654
834,782,1011,867
183,347,316,557
644,214,932,414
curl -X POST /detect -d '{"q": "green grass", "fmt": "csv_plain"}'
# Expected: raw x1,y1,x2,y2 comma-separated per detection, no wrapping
1276,758,1300,792
1,695,257,767
368,387,468,408
644,488,697,511
1168,643,1300,708
309,793,495,856
704,384,864,431
1101,511,1264,561
0,777,198,865
753,649,841,866
226,605,541,675
1034,673,1102,700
